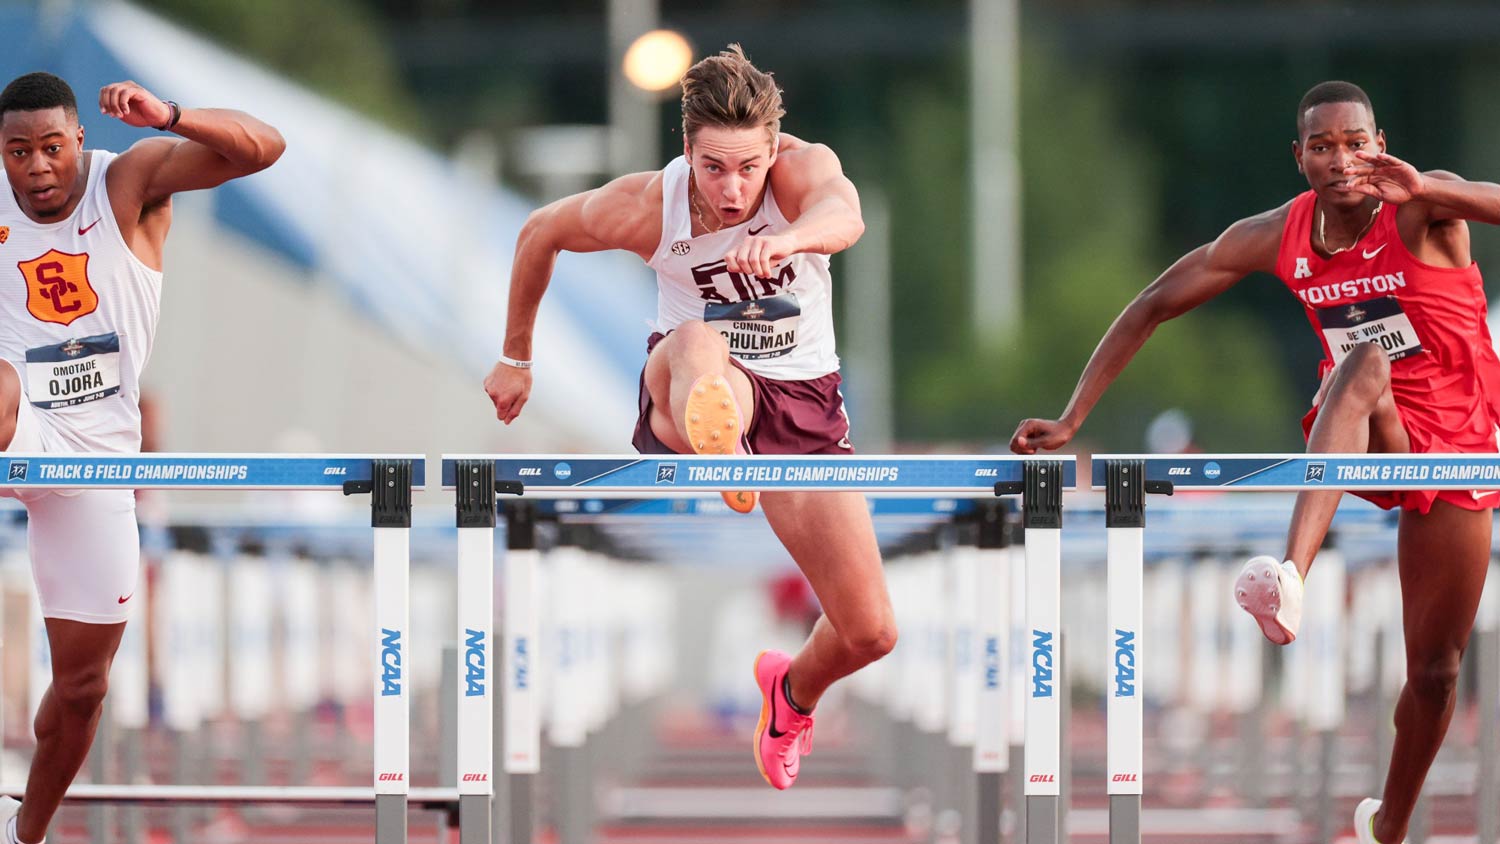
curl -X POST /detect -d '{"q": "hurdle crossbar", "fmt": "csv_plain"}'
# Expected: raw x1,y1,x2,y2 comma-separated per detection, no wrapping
442,453,1076,496
442,455,1074,844
0,784,461,810
1090,452,1500,491
0,454,425,844
0,452,427,489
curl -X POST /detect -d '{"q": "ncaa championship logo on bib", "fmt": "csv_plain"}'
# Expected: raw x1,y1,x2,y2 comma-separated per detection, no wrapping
25,333,123,410
19,249,99,326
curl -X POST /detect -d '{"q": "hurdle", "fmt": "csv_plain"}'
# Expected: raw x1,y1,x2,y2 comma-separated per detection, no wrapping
1093,452,1500,844
442,454,1075,844
0,453,432,844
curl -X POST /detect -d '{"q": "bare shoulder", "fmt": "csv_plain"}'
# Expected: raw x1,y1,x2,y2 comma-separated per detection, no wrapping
1208,200,1292,275
104,137,178,204
771,142,843,183
578,170,663,258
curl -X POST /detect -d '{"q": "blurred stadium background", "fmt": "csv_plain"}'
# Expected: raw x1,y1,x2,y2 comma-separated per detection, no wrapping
1,1,1499,842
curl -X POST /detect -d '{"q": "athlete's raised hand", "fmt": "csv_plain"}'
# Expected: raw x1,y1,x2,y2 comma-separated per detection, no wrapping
1343,151,1424,205
484,360,532,425
98,81,174,130
724,232,795,281
1009,417,1076,455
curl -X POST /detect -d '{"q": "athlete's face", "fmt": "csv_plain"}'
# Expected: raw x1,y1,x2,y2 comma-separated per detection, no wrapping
684,125,777,227
2,106,85,220
1293,101,1386,209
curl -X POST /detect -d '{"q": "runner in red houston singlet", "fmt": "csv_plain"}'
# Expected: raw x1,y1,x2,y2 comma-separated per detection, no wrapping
1009,81,1500,844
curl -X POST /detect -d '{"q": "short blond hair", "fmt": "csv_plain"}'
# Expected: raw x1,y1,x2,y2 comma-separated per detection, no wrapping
680,44,785,145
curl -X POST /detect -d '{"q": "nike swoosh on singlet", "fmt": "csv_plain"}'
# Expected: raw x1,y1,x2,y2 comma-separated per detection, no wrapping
749,224,771,236
117,592,134,604
767,679,787,738
1362,243,1387,260
78,218,102,236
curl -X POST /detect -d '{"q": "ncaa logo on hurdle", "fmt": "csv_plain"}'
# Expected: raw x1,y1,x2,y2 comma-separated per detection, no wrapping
553,462,573,480
656,462,677,484
1306,461,1327,483
7,460,27,482
1203,461,1221,479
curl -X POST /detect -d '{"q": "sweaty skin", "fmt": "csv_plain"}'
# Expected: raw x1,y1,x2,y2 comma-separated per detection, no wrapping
1,79,283,844
484,125,894,723
1008,99,1500,844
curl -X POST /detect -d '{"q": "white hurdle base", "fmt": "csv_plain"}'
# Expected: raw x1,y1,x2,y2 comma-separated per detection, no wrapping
0,784,462,809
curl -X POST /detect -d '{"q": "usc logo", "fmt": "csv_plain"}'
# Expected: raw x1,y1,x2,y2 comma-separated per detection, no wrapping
18,250,98,326
0,227,10,244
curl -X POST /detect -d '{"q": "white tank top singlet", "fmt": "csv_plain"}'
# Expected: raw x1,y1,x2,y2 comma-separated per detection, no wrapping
646,156,839,381
0,150,163,452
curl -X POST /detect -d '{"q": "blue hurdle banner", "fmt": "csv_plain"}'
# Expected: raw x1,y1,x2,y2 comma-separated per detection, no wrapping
441,455,1076,495
1091,453,1500,491
0,453,427,490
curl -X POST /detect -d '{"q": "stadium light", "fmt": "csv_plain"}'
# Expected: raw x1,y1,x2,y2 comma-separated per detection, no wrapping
622,29,693,93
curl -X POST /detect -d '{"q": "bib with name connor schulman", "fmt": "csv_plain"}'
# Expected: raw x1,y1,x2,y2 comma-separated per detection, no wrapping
1274,190,1500,449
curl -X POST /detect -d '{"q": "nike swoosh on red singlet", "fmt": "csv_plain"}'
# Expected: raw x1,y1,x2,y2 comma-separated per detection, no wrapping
78,218,102,236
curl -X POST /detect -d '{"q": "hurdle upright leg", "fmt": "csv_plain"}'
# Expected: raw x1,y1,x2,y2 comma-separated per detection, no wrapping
502,500,540,844
973,500,1011,844
1104,460,1146,844
370,459,414,844
455,460,497,844
1022,461,1063,844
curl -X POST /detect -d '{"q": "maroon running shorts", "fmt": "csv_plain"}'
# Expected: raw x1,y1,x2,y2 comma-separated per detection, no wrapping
632,331,854,456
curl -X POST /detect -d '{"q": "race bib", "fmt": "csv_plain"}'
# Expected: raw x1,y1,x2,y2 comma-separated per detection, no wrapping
25,333,123,409
705,292,801,360
1317,296,1425,365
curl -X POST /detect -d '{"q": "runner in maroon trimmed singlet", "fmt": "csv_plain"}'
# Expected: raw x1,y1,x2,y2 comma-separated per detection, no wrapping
1009,81,1500,843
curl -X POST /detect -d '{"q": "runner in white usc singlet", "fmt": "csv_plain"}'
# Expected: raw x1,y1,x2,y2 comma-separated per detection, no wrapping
0,72,283,844
0,149,161,457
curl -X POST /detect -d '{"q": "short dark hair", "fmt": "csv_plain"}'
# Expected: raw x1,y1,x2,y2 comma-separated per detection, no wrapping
0,72,79,122
1296,80,1374,138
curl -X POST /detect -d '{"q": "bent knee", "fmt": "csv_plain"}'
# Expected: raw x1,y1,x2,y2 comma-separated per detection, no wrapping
1330,342,1392,403
53,670,109,716
663,321,729,358
845,623,898,664
1407,654,1460,700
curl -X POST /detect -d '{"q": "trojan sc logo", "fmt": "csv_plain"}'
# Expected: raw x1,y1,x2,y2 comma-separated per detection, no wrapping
19,250,98,326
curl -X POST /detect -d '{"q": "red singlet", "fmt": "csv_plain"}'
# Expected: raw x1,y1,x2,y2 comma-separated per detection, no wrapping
1275,190,1500,512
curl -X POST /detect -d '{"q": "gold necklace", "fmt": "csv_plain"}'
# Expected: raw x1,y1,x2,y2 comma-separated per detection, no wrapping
688,170,724,235
1318,201,1382,255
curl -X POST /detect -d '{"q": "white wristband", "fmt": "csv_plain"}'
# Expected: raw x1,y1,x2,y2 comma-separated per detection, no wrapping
498,353,533,370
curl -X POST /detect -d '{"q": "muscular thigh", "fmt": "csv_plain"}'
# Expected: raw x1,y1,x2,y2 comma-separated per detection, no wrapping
1396,500,1493,652
644,331,756,452
29,490,141,625
759,491,889,625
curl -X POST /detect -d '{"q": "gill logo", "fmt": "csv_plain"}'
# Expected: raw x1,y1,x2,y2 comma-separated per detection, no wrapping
1031,630,1054,697
19,250,98,326
1113,629,1136,697
380,628,402,696
464,628,487,697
